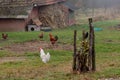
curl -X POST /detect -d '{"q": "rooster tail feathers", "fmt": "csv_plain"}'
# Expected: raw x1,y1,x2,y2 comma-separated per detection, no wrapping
54,35,58,41
2,33,4,36
2,33,8,36
47,52,50,57
46,52,50,59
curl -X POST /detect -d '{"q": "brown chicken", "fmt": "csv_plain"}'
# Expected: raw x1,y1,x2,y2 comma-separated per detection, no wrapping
2,33,8,40
49,33,58,46
39,32,43,40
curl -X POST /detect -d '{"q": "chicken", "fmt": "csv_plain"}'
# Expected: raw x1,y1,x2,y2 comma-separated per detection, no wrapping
39,32,43,40
84,32,88,40
83,31,88,40
2,33,8,40
40,48,50,63
49,33,58,46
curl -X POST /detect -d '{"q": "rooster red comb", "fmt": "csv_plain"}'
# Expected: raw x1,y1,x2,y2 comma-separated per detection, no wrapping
39,47,42,49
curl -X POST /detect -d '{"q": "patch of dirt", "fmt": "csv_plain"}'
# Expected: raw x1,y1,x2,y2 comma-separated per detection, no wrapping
0,40,73,65
0,57,26,64
1,40,73,53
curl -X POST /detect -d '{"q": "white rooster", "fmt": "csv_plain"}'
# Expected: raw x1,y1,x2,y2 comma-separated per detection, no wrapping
39,48,50,63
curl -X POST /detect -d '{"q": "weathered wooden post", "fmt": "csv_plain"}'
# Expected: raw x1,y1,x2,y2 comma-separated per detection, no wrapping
73,30,77,72
88,18,95,71
72,18,95,73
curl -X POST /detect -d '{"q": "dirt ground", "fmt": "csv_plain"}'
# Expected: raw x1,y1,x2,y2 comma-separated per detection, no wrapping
2,40,73,53
0,40,73,63
0,57,26,64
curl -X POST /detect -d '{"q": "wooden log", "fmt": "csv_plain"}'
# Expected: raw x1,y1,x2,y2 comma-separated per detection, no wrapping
73,30,77,72
88,18,92,70
88,18,96,71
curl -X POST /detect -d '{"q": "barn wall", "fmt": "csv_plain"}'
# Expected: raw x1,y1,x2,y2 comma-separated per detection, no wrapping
0,19,25,32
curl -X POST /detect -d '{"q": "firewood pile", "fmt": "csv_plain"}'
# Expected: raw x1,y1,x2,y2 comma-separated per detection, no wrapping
38,4,67,28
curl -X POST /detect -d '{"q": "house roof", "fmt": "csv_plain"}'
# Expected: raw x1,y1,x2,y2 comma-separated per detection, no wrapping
32,0,66,6
0,0,66,7
0,0,65,18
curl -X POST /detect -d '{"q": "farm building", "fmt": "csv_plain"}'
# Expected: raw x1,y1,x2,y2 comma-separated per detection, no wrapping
0,0,78,32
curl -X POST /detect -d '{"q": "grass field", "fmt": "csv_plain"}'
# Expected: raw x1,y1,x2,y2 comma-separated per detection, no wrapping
0,19,120,80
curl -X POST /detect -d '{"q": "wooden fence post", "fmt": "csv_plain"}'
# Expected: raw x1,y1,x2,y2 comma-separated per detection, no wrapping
88,18,96,71
73,30,77,72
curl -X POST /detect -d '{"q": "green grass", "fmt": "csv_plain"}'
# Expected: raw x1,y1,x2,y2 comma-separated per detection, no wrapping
0,19,120,80
0,50,72,80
